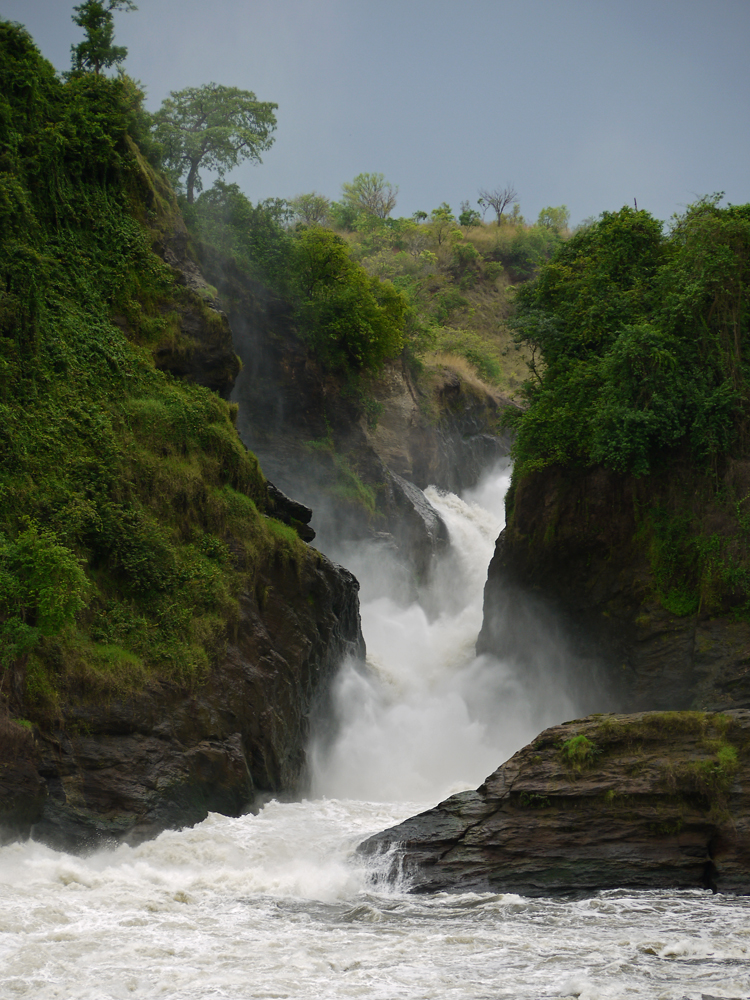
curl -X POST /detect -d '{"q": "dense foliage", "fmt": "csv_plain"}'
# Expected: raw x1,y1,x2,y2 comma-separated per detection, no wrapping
509,202,750,478
154,84,277,204
187,183,408,379
0,22,301,709
70,0,136,75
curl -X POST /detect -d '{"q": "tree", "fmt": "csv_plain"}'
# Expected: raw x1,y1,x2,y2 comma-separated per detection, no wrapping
478,184,518,225
458,200,481,227
537,205,570,232
153,83,277,204
341,172,398,219
428,202,455,246
292,227,406,373
290,192,330,226
70,0,137,76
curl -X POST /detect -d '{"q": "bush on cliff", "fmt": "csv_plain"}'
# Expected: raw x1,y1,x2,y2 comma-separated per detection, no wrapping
186,183,409,380
0,22,297,710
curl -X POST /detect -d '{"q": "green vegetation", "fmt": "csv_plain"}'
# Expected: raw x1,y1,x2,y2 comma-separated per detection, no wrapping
70,0,136,76
0,21,303,713
340,172,398,220
509,200,750,479
304,437,378,515
560,733,597,768
154,83,278,204
185,175,571,398
506,199,750,618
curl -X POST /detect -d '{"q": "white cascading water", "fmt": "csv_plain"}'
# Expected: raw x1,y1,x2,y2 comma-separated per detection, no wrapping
1,465,748,1000
310,463,574,802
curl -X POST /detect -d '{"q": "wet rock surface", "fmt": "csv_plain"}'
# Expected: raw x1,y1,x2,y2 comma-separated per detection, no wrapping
2,555,364,851
266,481,316,542
153,220,241,398
388,473,449,581
358,710,750,896
480,465,750,712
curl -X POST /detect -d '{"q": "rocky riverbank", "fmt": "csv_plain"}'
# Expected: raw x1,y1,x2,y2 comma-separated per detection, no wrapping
2,552,363,851
358,710,750,896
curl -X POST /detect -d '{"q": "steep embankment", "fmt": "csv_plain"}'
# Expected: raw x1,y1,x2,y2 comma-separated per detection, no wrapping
191,248,517,568
0,23,363,848
477,204,750,712
359,711,750,895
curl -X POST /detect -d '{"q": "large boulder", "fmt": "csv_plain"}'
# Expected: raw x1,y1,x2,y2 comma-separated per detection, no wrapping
358,710,750,896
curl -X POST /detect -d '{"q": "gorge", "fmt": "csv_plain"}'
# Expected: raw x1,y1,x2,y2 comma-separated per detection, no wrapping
2,14,750,999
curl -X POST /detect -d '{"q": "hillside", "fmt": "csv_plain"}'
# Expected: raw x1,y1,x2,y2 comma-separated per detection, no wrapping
0,21,363,846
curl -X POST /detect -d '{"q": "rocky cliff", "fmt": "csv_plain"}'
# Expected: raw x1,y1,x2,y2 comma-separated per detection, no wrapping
0,27,366,852
191,251,517,572
2,545,363,851
477,464,750,713
359,710,750,896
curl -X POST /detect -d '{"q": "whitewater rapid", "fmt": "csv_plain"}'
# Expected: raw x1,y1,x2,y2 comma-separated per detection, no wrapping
1,465,749,999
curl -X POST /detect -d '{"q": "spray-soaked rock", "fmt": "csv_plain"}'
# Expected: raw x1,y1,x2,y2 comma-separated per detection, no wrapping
358,710,750,895
482,464,750,712
266,481,316,542
2,556,364,852
387,473,449,581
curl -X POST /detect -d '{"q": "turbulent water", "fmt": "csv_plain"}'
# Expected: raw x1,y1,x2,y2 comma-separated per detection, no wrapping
2,466,749,999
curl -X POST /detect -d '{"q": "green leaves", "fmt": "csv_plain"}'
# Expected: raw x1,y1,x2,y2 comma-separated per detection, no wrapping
340,173,398,220
292,227,406,375
510,201,750,478
0,527,89,666
70,1,137,76
153,83,277,203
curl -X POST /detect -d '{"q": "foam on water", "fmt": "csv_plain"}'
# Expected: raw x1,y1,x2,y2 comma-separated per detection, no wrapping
3,465,750,998
1,799,749,999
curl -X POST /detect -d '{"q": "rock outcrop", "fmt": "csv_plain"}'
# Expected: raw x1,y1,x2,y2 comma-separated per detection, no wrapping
479,464,750,712
358,710,750,896
2,553,364,851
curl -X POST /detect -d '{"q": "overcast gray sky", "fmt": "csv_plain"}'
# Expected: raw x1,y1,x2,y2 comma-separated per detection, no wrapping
4,0,749,226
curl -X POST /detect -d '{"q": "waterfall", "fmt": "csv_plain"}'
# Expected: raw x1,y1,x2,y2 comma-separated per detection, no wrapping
1,463,744,1000
310,463,577,802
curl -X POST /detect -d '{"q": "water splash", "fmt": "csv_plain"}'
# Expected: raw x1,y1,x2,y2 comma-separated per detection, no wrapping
311,464,577,802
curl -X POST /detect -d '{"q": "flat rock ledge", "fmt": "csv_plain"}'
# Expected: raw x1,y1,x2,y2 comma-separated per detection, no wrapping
358,711,750,896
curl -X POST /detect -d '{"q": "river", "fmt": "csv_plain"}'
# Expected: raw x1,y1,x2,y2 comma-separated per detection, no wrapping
1,467,748,999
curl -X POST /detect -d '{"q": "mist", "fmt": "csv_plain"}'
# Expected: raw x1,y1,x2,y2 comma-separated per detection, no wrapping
310,463,584,804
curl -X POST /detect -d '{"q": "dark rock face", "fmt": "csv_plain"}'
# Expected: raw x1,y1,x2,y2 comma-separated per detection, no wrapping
363,364,516,497
2,555,364,851
388,473,449,581
358,711,750,896
480,465,750,712
266,481,316,542
153,221,241,398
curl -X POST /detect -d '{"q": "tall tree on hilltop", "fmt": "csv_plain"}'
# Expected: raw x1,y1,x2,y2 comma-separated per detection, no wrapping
341,173,398,219
70,0,137,75
153,84,277,204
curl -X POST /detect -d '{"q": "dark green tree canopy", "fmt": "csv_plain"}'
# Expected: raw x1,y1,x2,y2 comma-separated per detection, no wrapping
153,83,277,203
509,201,750,478
70,0,136,76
